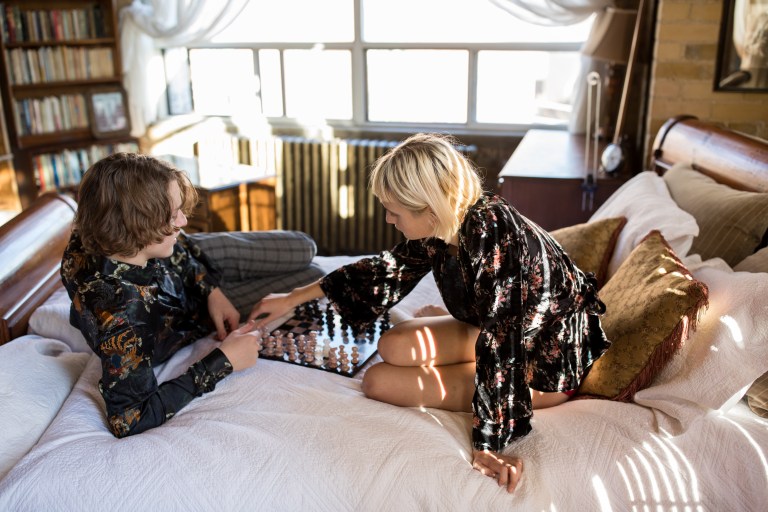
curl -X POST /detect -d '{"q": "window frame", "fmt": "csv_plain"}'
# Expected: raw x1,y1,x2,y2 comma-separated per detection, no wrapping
180,1,585,136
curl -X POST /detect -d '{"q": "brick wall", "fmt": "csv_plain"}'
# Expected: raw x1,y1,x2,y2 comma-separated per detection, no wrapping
646,0,768,158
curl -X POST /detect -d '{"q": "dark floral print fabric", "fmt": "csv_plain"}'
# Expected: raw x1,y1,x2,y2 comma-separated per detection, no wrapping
61,231,233,438
321,193,610,452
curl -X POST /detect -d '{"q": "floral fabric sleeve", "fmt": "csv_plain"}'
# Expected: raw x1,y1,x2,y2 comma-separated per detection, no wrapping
320,240,433,331
461,203,533,452
174,232,222,299
87,280,232,437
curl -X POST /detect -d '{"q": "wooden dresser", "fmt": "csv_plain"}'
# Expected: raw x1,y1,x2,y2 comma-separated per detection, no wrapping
498,129,628,230
162,155,276,233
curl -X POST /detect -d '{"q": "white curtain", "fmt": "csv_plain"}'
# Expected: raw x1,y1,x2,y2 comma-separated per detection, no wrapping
120,0,249,136
489,0,612,25
489,0,616,133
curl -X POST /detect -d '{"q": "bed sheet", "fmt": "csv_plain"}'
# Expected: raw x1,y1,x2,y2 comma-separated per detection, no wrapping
1,256,766,511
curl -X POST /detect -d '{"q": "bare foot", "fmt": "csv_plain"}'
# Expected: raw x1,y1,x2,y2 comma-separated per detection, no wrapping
414,304,450,317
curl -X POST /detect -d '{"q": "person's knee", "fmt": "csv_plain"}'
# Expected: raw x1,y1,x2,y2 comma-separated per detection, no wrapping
361,363,389,401
376,329,409,364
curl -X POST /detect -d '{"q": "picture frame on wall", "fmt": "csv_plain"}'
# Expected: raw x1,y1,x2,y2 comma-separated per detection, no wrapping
714,0,768,92
88,87,131,138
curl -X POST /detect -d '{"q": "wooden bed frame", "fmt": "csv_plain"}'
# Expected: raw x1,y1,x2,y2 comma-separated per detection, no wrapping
0,192,76,343
651,114,768,192
0,116,766,345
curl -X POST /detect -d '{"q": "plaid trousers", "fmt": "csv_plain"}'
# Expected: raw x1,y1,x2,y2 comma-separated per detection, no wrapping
188,230,325,316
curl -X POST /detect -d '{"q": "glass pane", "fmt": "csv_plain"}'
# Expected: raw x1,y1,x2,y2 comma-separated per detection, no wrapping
363,0,591,43
284,50,352,120
367,50,468,123
259,49,283,117
211,0,353,43
476,51,581,125
189,49,259,116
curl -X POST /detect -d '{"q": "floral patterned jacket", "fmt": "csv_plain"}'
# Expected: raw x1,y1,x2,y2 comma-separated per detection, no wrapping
60,231,232,438
320,193,610,452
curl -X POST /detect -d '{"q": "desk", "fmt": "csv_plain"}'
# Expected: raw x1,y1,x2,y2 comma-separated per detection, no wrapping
497,129,627,230
162,155,276,233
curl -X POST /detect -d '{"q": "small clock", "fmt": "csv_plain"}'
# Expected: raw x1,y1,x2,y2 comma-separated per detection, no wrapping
600,142,625,175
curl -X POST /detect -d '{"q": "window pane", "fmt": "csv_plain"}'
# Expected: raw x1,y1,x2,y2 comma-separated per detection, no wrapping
284,50,352,120
259,50,283,117
367,50,468,123
476,51,581,125
211,0,353,43
189,49,258,116
363,0,591,43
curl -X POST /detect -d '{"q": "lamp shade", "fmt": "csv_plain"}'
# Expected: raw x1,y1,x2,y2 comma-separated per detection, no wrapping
581,7,637,64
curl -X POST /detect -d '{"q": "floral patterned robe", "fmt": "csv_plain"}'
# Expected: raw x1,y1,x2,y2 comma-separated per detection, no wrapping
320,193,610,451
61,232,232,437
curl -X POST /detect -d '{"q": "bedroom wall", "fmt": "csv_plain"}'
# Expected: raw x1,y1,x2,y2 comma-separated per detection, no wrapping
646,0,768,160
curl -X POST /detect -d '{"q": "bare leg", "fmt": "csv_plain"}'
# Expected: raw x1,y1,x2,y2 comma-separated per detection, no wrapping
362,315,572,412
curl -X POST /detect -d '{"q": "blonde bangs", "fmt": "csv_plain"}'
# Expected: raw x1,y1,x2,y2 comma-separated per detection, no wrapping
370,133,482,242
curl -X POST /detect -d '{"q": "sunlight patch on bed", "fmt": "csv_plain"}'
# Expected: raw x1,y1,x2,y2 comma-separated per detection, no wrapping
659,430,702,507
718,315,744,349
611,429,705,511
418,406,445,428
650,434,689,503
722,416,768,480
590,475,613,512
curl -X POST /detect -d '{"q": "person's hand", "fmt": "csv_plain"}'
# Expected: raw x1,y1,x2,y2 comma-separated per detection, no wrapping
472,449,523,494
248,293,296,329
208,287,241,341
218,320,262,371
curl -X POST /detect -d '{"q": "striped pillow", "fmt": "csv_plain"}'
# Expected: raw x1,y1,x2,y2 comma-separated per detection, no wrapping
734,249,768,417
734,246,768,273
746,373,768,418
663,163,768,267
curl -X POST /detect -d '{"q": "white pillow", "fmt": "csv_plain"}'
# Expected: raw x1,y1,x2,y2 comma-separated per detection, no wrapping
590,171,699,280
28,301,90,354
0,336,91,479
634,257,768,430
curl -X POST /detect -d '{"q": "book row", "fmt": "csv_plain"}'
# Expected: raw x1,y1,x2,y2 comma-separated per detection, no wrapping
13,94,89,136
6,46,114,85
34,141,139,191
1,5,107,44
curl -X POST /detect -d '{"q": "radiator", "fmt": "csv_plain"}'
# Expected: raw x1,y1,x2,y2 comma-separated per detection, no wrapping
276,137,402,255
234,135,476,256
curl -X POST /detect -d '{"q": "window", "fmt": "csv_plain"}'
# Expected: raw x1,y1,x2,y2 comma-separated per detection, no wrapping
176,0,593,132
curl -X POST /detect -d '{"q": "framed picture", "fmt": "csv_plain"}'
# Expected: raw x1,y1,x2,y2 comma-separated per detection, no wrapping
163,47,194,115
714,0,768,92
88,87,131,138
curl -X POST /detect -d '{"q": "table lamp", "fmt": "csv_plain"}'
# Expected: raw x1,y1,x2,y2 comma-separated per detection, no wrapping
581,7,636,140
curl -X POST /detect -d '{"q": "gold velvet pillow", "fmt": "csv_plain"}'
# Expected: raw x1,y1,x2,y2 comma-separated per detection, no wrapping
550,217,626,288
577,230,709,401
663,163,768,267
746,372,768,418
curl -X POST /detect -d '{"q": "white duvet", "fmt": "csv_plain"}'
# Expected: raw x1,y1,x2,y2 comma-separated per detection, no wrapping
1,256,767,511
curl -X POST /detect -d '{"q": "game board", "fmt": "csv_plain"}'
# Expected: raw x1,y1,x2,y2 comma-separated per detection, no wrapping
258,299,391,377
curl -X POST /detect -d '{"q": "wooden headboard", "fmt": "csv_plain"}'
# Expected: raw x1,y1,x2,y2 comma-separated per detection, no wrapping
0,192,76,344
651,115,768,192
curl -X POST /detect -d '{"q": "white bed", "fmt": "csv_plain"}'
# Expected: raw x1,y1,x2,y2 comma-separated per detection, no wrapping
0,116,767,511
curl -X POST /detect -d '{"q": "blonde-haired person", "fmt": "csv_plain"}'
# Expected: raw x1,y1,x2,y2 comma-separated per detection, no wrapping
249,133,610,493
62,152,323,437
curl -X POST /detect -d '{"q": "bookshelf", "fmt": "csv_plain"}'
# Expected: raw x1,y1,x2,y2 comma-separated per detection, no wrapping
0,0,138,208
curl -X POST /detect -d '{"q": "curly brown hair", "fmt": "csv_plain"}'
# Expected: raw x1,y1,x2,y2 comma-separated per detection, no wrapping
74,153,198,258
